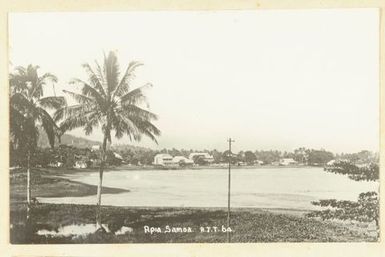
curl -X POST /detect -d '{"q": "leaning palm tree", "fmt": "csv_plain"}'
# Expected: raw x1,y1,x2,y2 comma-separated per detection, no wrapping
10,65,65,218
56,51,160,229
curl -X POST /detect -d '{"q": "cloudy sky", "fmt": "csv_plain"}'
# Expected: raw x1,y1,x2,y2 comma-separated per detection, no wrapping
9,10,379,153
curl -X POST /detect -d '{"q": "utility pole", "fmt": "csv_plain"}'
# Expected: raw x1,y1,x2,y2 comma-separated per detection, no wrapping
227,138,234,243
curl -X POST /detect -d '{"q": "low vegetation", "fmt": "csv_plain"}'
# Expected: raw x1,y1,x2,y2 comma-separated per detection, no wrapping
10,203,377,244
308,161,379,235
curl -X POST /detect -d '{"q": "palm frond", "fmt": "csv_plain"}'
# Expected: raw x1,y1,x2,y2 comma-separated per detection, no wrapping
18,117,39,151
119,103,158,120
14,66,28,77
113,61,143,98
63,89,95,105
119,83,152,106
111,111,140,140
28,68,56,99
104,51,120,94
9,73,28,94
39,73,58,83
131,118,160,143
38,96,66,110
10,106,27,147
81,63,107,98
70,79,107,110
37,107,58,148
53,106,67,122
59,108,97,132
114,109,160,143
83,111,102,135
10,93,39,118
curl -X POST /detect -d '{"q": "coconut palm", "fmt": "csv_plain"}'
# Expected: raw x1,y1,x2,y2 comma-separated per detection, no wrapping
56,51,160,228
10,65,65,217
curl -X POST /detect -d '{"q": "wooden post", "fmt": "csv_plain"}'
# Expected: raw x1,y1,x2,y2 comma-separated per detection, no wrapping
227,138,234,243
26,151,31,220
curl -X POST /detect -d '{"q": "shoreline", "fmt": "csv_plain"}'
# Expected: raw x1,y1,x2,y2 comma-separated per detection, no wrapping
31,164,320,176
111,164,320,171
10,168,130,200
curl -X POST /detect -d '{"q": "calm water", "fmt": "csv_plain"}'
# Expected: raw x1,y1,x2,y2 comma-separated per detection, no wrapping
39,167,379,210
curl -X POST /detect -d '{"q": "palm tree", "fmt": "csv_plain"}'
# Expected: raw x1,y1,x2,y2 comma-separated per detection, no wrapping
56,51,160,229
10,65,65,218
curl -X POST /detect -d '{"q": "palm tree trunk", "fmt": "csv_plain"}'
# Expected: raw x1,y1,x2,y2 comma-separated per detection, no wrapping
26,151,31,220
96,134,108,229
375,218,379,239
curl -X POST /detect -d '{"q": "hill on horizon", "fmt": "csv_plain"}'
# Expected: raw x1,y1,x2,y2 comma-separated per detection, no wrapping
37,128,151,151
37,127,101,148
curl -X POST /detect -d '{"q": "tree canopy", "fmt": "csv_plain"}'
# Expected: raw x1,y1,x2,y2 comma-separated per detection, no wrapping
308,161,379,227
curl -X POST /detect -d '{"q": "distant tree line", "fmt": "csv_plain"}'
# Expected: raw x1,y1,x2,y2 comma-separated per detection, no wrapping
10,145,123,169
12,144,377,168
109,147,377,166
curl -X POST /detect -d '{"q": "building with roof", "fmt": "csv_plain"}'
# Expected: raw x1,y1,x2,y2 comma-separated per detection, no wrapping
188,152,215,163
153,154,176,167
279,158,298,166
173,156,194,166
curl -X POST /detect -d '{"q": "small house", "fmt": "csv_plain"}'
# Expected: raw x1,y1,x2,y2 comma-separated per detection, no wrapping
173,156,194,166
279,158,298,166
188,152,215,163
153,154,176,167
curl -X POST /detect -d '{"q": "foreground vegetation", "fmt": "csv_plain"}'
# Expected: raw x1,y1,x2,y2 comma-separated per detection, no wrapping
10,203,377,244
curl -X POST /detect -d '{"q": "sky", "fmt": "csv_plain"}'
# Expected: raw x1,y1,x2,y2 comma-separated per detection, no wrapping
8,10,379,153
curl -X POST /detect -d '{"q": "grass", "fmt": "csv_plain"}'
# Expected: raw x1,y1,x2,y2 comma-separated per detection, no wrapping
10,168,129,201
10,203,377,243
9,167,378,243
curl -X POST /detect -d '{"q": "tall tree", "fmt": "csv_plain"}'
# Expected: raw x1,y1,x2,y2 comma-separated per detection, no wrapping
244,151,256,165
9,65,65,217
56,51,160,229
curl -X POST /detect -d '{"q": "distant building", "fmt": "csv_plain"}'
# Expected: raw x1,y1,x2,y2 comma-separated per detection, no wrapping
153,154,176,167
188,153,215,163
113,152,123,161
48,161,63,168
173,156,194,166
91,145,101,151
279,158,298,166
90,158,101,167
74,160,88,169
255,160,264,165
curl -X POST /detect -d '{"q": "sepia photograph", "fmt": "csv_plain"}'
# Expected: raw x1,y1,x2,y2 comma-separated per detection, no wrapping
8,9,380,244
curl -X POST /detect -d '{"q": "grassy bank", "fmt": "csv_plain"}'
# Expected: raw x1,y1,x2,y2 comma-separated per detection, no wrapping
109,164,319,171
10,168,129,201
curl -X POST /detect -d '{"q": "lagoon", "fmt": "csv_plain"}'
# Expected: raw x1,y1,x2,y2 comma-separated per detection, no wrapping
39,167,379,210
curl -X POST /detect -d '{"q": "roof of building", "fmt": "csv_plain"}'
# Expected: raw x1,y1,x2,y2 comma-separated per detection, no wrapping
173,156,194,163
154,153,173,159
